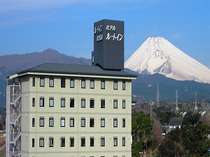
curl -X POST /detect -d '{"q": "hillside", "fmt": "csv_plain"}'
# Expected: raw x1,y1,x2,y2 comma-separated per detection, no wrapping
0,49,90,107
133,74,210,102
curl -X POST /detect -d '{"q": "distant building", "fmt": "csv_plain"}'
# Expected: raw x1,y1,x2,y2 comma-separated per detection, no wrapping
6,20,136,157
162,117,182,135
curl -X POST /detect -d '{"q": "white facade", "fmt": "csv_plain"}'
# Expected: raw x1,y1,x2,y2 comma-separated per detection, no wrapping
7,72,135,157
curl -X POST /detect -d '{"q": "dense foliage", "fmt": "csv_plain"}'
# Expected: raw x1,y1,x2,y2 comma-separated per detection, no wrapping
132,112,153,157
157,112,210,157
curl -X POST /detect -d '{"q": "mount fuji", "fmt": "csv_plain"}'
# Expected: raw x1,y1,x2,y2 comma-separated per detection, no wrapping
125,37,210,84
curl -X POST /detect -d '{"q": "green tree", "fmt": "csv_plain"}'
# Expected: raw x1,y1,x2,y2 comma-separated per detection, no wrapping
158,129,185,157
182,123,210,157
132,112,153,157
182,112,200,127
158,112,210,157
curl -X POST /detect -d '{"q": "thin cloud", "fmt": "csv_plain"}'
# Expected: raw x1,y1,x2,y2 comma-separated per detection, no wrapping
0,0,78,12
0,0,160,13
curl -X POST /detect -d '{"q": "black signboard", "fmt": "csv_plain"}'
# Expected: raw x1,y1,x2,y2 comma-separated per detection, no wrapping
92,19,124,70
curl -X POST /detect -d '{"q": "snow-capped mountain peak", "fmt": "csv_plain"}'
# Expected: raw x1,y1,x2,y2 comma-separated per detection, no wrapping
125,37,210,84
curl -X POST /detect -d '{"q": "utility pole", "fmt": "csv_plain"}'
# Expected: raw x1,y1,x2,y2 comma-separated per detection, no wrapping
194,92,198,112
176,90,179,112
150,101,154,119
156,83,160,107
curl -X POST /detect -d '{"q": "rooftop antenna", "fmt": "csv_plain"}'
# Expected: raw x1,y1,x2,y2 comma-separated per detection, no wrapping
156,83,160,106
176,90,179,112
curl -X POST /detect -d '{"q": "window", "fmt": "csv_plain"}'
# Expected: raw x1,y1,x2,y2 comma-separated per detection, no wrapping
70,118,75,127
90,80,95,89
60,117,65,127
32,118,35,127
100,137,105,147
81,137,86,147
101,99,105,108
40,77,45,87
81,79,86,89
60,137,65,147
122,118,126,128
122,81,126,90
113,100,118,109
61,98,65,108
113,137,118,147
90,137,94,147
113,80,118,90
81,118,86,127
122,137,126,146
90,99,94,108
61,78,66,88
81,99,86,108
49,97,54,107
32,77,35,87
49,78,54,87
70,79,75,88
101,80,105,89
113,118,118,128
49,117,54,127
49,137,54,147
90,118,94,127
39,117,44,127
32,138,35,147
70,137,74,147
122,100,126,109
40,97,44,107
70,98,75,108
100,118,105,128
32,98,35,107
39,137,44,147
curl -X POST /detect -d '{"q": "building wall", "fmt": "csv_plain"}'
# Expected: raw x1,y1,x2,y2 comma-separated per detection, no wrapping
20,75,133,157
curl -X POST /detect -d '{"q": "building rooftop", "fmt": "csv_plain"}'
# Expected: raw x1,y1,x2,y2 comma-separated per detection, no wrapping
13,63,137,78
169,117,182,126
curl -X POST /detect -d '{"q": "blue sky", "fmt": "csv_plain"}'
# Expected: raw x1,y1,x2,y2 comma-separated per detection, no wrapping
0,0,210,67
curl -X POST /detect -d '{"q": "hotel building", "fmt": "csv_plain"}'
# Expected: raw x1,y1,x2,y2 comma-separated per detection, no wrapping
6,19,136,157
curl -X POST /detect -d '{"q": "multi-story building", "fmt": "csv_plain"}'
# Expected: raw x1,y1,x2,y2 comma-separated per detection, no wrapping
6,19,136,157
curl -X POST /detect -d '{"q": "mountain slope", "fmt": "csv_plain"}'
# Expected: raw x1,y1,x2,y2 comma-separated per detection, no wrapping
133,74,210,102
125,37,210,84
0,49,90,107
0,48,89,74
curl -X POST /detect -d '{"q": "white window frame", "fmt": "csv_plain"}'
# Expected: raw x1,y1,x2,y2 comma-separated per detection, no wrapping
81,118,86,127
39,117,44,127
40,77,45,87
113,118,118,128
70,118,75,127
90,80,95,89
49,117,54,127
113,99,118,109
81,98,86,108
100,118,105,128
60,117,65,127
113,80,118,90
49,97,54,107
61,98,65,108
39,97,44,107
49,78,54,87
70,79,75,88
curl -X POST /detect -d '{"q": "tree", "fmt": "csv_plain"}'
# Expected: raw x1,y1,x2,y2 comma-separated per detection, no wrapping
158,129,185,157
152,119,163,146
158,112,210,157
182,112,200,127
132,112,153,157
182,123,210,157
